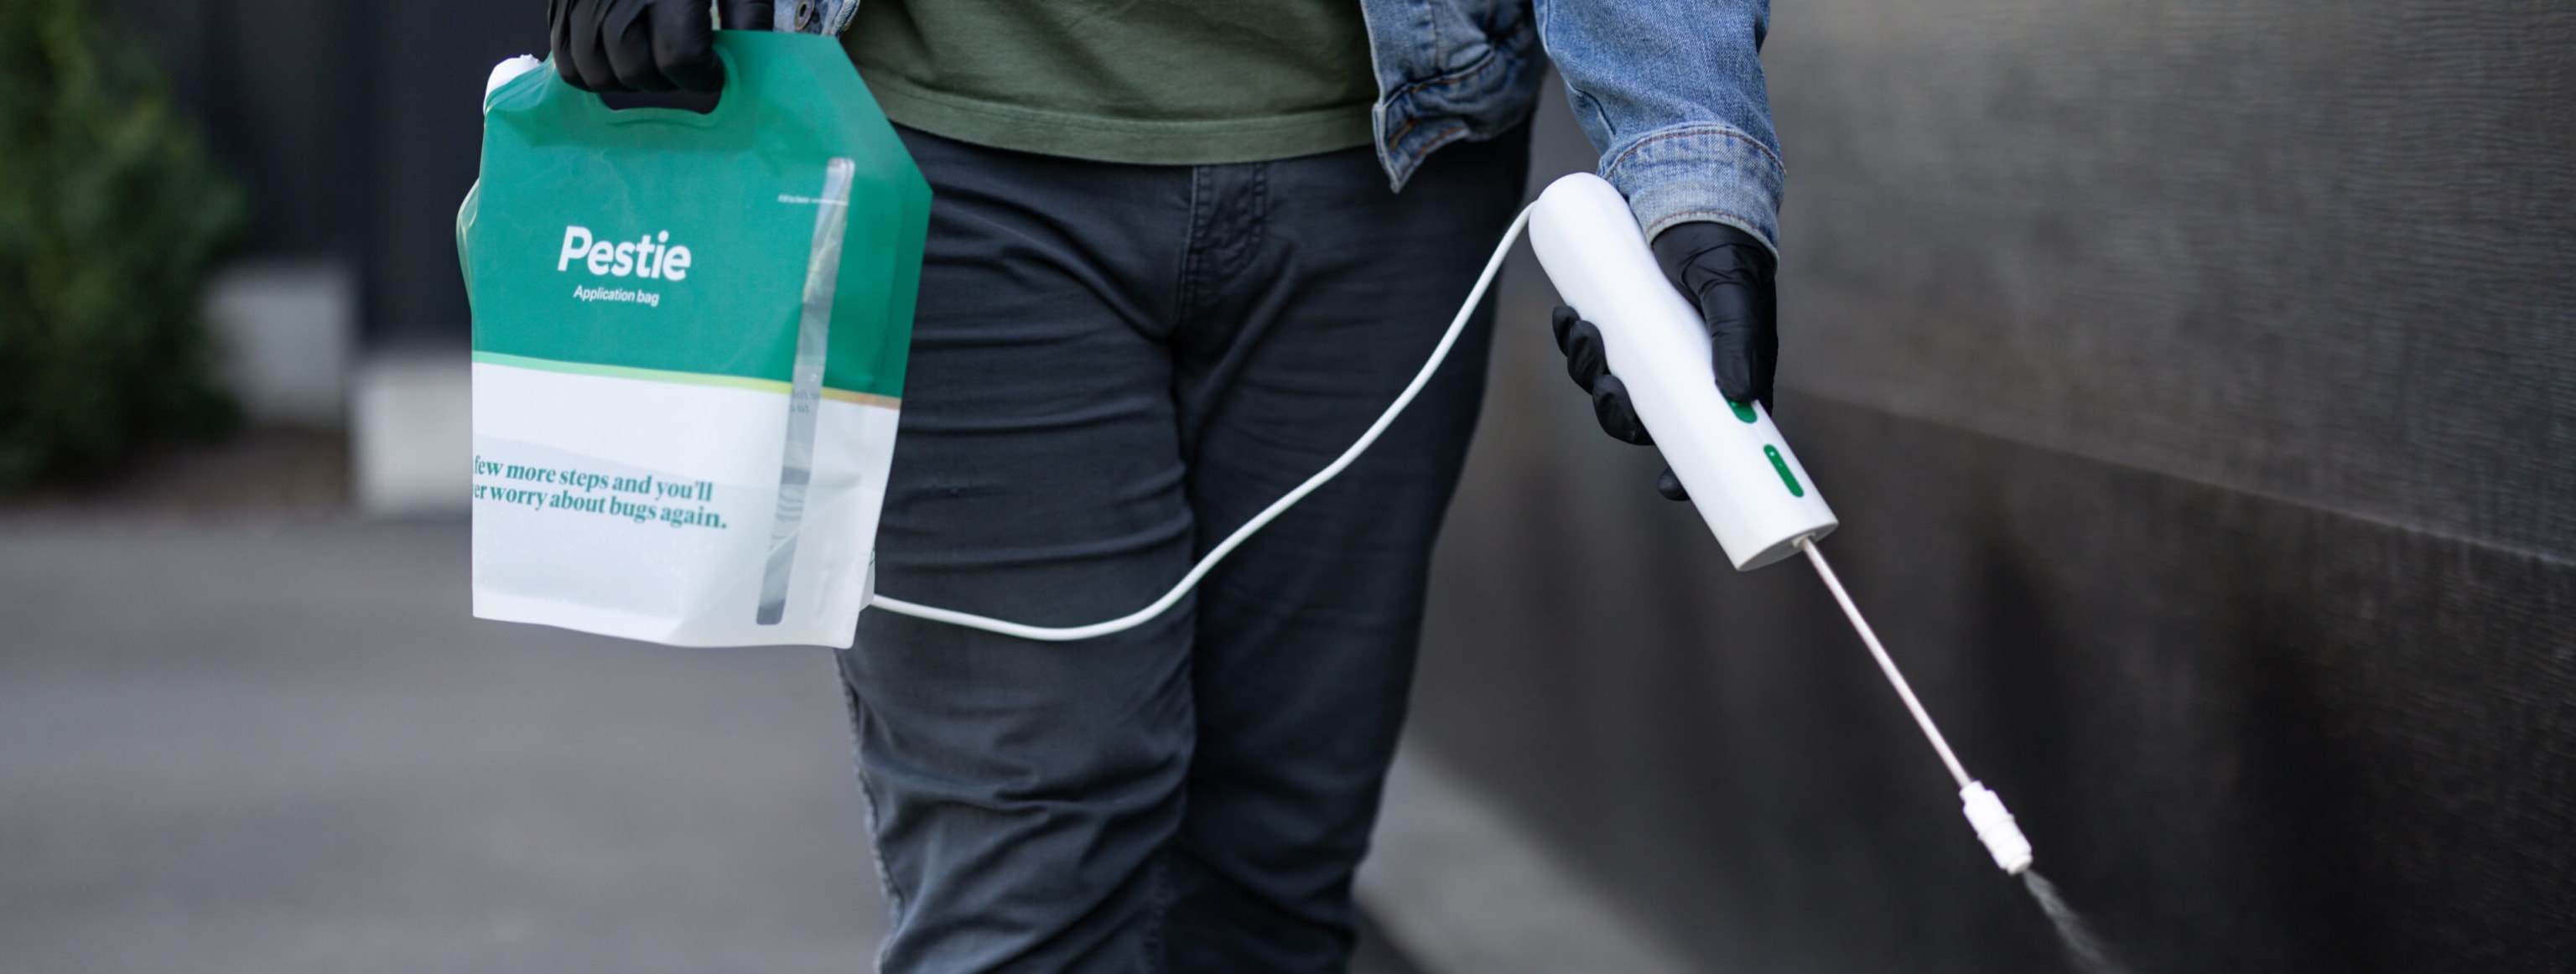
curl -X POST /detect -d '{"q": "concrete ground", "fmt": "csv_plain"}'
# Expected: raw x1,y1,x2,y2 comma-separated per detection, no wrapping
0,516,1419,972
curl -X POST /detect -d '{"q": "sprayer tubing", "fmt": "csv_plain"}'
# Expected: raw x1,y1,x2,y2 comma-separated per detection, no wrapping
867,207,1538,641
1797,537,1975,789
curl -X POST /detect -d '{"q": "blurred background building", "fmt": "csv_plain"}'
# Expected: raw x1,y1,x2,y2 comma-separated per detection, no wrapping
4,0,2571,971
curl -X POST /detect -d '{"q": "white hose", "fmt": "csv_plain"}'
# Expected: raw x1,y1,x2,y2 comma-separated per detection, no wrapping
865,206,1535,641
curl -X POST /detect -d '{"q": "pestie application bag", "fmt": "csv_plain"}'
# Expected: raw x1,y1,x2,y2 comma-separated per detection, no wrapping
457,33,928,648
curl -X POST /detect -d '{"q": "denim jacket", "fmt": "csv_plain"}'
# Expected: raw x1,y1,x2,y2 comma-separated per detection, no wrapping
781,0,1782,251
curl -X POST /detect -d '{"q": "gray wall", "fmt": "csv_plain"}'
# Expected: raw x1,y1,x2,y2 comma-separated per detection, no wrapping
1413,2,2575,971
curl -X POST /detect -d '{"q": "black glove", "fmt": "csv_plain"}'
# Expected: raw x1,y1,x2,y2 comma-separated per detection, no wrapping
1653,220,1778,409
1553,305,1692,500
549,0,774,93
1550,220,1778,503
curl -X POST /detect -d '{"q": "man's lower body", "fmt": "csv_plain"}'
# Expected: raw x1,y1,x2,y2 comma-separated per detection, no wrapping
841,123,1531,973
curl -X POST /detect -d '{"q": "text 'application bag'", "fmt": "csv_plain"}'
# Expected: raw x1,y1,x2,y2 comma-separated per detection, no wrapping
458,32,928,648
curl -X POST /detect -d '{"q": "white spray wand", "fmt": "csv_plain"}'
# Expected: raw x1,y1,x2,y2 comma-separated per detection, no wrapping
1527,173,2032,875
868,171,2033,877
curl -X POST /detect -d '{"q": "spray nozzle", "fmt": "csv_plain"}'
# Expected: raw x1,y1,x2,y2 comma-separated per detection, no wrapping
1961,781,2034,875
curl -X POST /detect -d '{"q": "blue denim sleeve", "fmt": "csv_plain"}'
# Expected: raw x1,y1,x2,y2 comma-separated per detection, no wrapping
1535,0,1784,254
781,0,861,35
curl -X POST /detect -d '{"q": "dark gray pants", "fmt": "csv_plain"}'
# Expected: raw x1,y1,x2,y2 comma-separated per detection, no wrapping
843,124,1530,973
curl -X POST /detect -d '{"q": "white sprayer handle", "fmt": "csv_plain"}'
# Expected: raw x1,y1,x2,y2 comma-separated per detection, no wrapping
1525,174,1836,570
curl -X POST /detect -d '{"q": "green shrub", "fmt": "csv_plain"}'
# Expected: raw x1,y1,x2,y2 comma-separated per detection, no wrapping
0,0,251,490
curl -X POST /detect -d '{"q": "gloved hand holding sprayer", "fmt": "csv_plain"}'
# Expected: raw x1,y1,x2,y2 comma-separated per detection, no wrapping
1552,220,1777,501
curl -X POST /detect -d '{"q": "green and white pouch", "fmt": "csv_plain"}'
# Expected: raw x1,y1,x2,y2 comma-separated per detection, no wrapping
458,33,927,648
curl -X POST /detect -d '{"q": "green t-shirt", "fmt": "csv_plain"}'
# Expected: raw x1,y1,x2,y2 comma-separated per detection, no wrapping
841,0,1379,165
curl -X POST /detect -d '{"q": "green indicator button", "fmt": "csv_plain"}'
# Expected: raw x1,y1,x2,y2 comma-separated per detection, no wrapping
1763,444,1805,497
1729,399,1758,423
